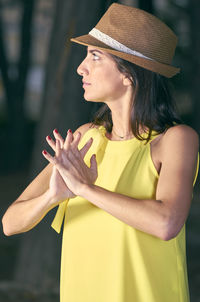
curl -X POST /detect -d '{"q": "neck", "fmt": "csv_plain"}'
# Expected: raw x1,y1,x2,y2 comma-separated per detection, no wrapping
111,110,133,139
103,85,137,140
106,93,134,140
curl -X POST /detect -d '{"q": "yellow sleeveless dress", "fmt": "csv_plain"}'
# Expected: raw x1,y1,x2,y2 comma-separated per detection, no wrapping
52,126,199,302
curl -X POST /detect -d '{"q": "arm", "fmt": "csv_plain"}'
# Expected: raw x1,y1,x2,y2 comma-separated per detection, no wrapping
81,125,199,240
2,163,55,236
2,123,93,236
45,125,199,241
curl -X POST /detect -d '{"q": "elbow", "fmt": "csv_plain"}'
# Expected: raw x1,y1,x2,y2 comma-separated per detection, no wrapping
2,223,11,237
159,229,178,241
157,217,182,241
3,230,13,237
2,216,15,236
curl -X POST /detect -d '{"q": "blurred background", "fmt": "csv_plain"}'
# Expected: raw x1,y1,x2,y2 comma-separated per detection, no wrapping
0,0,199,301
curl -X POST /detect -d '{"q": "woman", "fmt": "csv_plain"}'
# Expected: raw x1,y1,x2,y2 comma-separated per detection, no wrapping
2,3,199,302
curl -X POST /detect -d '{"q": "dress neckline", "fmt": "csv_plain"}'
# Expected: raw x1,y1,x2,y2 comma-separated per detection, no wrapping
98,126,158,146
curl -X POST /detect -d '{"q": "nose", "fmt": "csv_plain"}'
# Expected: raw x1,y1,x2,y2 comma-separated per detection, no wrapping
77,57,89,76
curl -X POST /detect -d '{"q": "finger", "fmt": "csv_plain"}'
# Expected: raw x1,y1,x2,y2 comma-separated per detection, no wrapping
72,131,82,149
56,139,74,171
53,129,64,148
42,149,65,174
80,137,93,158
63,129,73,150
42,150,57,165
46,135,56,152
56,139,62,157
90,154,97,173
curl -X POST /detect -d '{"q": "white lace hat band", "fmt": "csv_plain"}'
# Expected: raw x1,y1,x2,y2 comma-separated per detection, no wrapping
89,28,154,61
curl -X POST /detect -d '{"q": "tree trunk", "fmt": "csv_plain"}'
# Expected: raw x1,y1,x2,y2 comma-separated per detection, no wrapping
189,0,200,134
14,0,110,292
138,0,154,13
0,0,35,172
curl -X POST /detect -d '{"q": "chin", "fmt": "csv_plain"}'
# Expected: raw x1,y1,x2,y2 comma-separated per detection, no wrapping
83,94,103,103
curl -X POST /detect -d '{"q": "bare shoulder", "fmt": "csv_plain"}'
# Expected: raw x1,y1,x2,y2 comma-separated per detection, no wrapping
74,122,99,137
159,125,199,166
162,124,199,149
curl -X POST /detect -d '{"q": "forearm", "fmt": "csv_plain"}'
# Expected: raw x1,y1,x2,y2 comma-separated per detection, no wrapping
2,190,58,236
80,184,171,240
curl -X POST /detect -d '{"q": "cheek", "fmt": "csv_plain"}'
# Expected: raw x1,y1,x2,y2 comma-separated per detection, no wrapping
105,75,124,93
99,68,124,89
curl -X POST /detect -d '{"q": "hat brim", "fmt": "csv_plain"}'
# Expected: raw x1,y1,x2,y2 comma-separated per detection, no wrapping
70,34,180,78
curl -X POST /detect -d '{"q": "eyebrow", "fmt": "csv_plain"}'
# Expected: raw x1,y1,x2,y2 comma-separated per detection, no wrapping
88,49,104,55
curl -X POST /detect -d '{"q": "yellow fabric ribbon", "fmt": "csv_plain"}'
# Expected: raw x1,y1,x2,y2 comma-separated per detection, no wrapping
51,199,69,233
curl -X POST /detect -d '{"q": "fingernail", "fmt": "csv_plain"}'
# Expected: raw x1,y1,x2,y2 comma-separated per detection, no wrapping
54,129,58,133
43,150,47,155
47,136,51,140
68,129,72,133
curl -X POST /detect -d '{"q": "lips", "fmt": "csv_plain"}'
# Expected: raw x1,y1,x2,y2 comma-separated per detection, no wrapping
82,80,91,89
82,80,91,85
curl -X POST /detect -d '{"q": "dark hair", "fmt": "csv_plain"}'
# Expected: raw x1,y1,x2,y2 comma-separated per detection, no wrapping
92,55,182,142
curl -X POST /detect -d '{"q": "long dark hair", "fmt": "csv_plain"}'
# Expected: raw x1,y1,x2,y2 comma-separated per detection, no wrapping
92,55,182,142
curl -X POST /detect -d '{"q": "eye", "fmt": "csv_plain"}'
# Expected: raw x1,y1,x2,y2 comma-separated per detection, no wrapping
92,52,100,61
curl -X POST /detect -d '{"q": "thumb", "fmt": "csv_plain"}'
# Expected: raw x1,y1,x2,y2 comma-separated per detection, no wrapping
50,165,61,180
90,154,97,172
51,165,57,175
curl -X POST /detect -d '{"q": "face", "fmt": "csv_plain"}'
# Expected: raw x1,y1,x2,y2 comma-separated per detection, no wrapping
77,46,132,103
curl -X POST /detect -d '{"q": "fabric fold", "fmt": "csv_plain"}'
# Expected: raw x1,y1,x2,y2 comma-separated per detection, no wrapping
51,199,69,233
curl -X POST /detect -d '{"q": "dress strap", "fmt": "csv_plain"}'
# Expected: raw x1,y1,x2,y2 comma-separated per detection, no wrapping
193,152,199,186
140,130,160,143
51,199,69,233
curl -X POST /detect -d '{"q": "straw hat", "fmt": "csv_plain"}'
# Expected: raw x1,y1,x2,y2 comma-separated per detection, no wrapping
70,3,180,78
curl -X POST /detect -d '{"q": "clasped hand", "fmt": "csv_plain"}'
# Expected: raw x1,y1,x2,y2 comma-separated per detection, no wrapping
43,129,97,199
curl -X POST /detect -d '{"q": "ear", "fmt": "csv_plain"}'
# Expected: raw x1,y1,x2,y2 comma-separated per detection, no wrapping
123,76,133,87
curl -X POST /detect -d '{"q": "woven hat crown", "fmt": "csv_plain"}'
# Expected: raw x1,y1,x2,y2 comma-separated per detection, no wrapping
71,3,180,77
95,4,177,65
